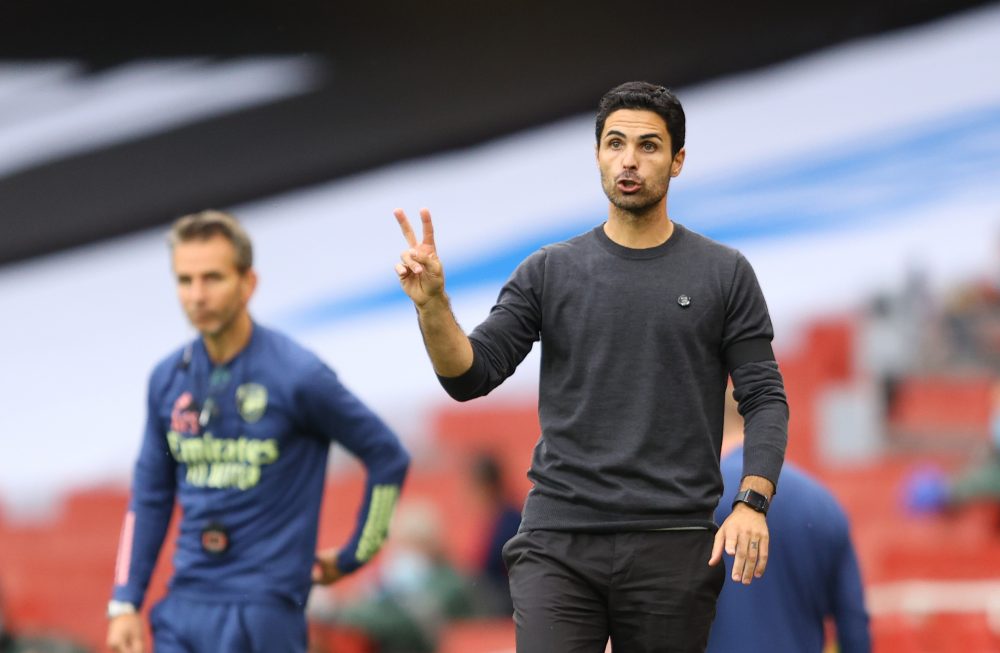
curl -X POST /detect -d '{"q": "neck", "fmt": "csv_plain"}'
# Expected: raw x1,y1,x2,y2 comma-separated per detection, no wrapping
604,201,673,249
203,313,253,364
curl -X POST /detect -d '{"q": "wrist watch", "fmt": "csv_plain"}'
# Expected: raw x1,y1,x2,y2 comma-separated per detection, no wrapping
732,489,770,515
107,600,137,619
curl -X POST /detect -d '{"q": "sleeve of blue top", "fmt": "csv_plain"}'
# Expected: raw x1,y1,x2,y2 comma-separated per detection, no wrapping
111,373,177,608
829,526,872,653
297,361,410,574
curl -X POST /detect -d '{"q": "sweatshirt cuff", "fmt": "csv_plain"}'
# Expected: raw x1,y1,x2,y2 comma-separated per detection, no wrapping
741,441,786,493
436,346,490,401
111,587,145,610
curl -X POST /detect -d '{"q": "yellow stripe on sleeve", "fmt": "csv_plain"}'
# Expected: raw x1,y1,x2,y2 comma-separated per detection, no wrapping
355,484,400,562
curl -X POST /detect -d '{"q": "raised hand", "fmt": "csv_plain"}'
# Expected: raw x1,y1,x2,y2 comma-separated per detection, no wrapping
394,208,445,307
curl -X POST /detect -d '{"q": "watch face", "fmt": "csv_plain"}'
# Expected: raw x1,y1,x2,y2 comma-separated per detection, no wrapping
735,490,769,514
750,491,768,511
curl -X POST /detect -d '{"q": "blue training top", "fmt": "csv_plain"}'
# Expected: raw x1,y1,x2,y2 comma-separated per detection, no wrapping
707,447,871,653
111,323,410,609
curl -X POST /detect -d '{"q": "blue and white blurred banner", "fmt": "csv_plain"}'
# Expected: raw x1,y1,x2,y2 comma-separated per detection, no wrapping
1,5,999,513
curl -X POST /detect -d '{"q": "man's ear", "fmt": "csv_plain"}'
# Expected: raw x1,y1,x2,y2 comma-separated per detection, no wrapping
671,147,686,177
241,268,258,303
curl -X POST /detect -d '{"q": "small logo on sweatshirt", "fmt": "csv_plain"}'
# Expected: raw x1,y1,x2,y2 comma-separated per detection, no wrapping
677,294,692,308
236,383,268,423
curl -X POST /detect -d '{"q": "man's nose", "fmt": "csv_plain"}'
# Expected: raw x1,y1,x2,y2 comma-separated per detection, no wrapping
189,279,208,302
621,145,639,169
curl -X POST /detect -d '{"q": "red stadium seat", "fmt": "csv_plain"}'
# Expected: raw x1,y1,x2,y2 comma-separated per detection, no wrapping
438,618,515,653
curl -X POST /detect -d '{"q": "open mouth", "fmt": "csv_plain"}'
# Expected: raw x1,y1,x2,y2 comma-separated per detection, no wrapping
617,178,641,193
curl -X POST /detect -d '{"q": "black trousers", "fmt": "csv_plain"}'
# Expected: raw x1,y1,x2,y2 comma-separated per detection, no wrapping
502,529,725,653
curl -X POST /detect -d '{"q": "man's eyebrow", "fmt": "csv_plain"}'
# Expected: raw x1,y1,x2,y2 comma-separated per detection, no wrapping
604,129,664,141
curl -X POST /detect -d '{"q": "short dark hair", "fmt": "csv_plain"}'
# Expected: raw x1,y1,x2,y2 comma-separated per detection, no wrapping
595,81,685,156
169,210,253,273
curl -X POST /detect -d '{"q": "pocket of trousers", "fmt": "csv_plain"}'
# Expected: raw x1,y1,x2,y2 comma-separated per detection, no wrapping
501,530,534,571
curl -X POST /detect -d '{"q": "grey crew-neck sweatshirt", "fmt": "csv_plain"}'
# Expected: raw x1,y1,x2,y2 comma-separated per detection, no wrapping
439,223,788,531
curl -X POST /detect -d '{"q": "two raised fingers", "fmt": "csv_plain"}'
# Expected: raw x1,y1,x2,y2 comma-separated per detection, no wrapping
394,208,435,277
394,208,435,249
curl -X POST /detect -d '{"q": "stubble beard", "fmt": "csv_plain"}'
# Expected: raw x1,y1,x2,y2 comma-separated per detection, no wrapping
601,172,670,219
188,305,239,341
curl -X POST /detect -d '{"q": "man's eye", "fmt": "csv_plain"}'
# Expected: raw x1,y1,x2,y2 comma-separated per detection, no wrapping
642,142,656,152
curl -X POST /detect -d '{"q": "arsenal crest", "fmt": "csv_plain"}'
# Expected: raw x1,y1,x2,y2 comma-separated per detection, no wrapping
235,383,268,423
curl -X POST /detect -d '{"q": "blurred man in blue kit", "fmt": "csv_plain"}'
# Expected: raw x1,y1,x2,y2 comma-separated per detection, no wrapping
106,210,410,653
707,395,871,653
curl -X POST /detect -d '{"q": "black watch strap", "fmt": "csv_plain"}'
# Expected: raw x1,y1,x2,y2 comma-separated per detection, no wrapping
732,489,770,515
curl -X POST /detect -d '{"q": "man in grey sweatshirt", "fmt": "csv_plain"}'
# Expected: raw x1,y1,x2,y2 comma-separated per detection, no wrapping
393,81,789,653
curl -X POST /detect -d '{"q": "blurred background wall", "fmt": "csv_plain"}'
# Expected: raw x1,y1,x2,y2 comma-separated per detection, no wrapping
1,2,999,651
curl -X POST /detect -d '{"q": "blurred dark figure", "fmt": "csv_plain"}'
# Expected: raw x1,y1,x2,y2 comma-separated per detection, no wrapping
942,285,1000,372
707,396,871,653
859,294,908,413
940,231,1000,373
951,380,1000,511
310,502,473,653
857,268,932,418
468,453,522,616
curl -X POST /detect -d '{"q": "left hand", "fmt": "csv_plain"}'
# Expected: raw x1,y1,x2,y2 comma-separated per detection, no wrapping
708,504,770,584
312,548,345,585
